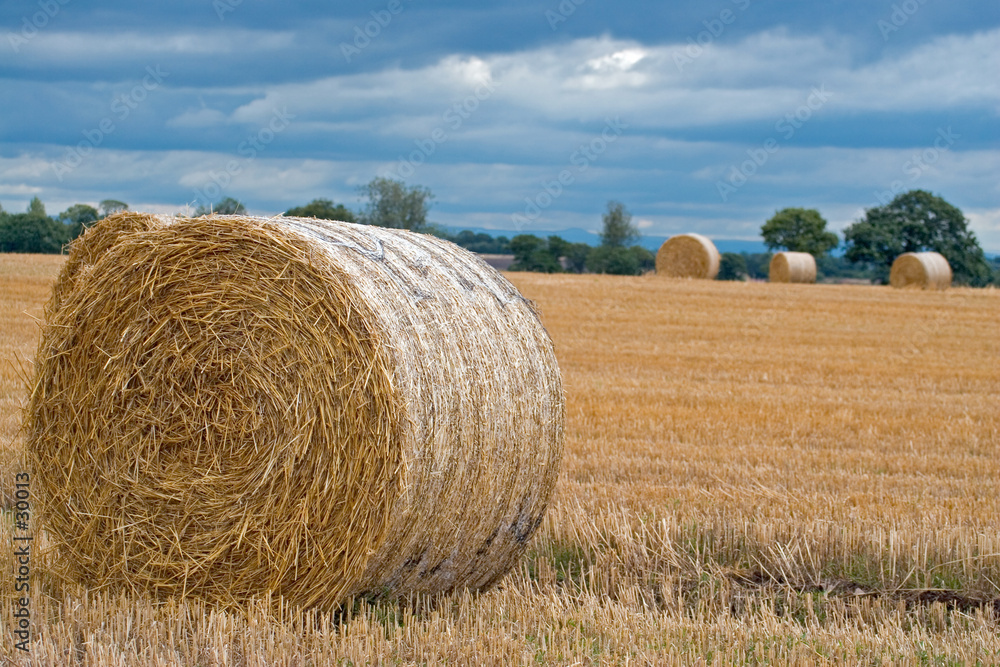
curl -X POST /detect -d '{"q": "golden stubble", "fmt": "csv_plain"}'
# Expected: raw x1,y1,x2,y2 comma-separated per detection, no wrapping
3,258,999,665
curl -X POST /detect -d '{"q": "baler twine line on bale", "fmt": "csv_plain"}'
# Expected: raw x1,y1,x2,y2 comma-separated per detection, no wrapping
277,218,530,309
889,251,952,290
26,212,565,611
768,252,817,284
655,233,721,280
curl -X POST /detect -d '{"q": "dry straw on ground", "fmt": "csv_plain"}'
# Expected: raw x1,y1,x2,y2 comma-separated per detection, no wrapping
769,251,817,284
3,257,1000,664
25,212,565,610
890,251,952,289
655,233,720,279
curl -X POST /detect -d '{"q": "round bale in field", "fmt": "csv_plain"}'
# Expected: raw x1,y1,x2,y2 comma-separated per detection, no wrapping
889,251,952,290
655,233,720,279
769,251,817,284
27,213,565,610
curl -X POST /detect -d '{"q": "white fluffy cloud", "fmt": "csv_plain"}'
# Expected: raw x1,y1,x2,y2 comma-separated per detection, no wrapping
166,108,229,128
967,208,1000,252
0,29,297,64
217,27,1000,131
4,136,997,246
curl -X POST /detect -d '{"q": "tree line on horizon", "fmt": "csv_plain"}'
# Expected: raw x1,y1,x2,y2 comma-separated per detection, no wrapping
495,189,997,285
742,191,995,286
1,179,997,285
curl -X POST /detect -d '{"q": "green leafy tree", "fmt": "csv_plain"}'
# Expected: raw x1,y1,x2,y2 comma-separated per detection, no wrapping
599,201,639,248
286,198,356,222
632,245,655,273
28,197,46,217
585,244,653,276
989,256,1000,286
99,199,128,217
815,254,872,282
544,236,592,273
546,236,571,263
563,242,592,273
742,253,771,280
60,203,99,226
761,208,838,256
0,199,68,253
357,177,433,231
843,190,990,286
450,230,478,247
509,234,561,273
59,204,101,240
427,228,511,254
453,230,510,254
718,252,748,281
468,233,510,254
195,197,246,216
586,246,635,275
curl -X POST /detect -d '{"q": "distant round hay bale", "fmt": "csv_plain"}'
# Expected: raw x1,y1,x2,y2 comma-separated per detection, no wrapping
655,233,720,279
27,212,565,609
768,252,816,284
889,252,952,290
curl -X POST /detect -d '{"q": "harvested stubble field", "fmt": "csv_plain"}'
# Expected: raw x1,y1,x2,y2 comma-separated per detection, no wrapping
2,252,999,666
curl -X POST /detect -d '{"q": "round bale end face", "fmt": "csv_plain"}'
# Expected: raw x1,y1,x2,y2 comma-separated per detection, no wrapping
26,212,565,609
889,252,952,290
655,233,720,279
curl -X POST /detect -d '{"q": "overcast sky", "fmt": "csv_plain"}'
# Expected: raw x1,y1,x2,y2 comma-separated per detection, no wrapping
1,0,998,249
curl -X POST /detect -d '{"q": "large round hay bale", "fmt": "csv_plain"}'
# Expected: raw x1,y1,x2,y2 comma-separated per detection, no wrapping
889,252,952,290
655,233,720,279
27,212,564,609
768,251,816,283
